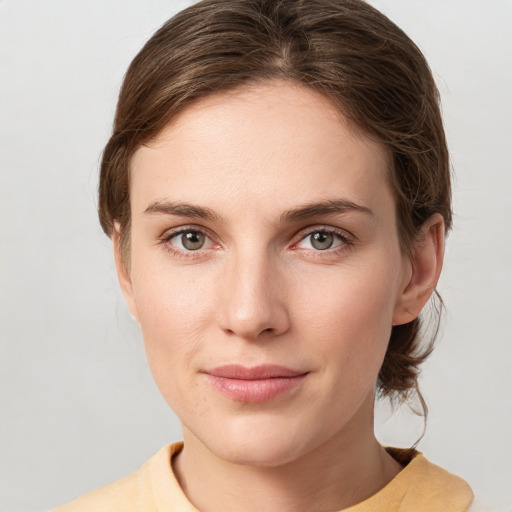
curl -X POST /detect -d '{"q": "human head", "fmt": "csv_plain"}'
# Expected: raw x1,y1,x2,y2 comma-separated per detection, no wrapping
98,0,451,406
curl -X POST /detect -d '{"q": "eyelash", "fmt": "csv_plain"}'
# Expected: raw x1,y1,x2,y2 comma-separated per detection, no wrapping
293,227,354,257
159,225,355,259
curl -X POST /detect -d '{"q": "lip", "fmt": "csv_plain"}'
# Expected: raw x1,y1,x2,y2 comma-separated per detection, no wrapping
203,364,309,403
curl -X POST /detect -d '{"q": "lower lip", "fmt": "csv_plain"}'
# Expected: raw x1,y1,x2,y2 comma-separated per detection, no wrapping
204,374,308,403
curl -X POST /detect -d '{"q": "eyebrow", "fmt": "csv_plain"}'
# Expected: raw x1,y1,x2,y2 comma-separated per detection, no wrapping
280,199,374,223
143,198,373,223
144,200,222,221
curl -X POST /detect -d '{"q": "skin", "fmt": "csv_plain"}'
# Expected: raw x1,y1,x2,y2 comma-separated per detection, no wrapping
115,81,444,512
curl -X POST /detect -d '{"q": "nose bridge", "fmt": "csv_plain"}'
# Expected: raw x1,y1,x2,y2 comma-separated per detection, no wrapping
218,243,289,340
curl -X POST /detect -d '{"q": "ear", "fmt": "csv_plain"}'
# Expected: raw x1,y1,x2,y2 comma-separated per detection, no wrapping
113,225,140,323
393,213,445,325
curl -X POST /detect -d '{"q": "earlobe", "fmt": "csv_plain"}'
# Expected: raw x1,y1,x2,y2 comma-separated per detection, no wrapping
112,226,140,323
392,214,445,326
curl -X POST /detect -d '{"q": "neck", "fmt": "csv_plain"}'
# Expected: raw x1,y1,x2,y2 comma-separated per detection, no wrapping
172,397,402,512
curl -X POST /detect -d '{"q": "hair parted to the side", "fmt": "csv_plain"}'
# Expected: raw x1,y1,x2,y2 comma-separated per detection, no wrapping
99,0,451,413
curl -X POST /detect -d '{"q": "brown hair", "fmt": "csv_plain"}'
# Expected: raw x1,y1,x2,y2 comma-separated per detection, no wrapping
99,0,451,409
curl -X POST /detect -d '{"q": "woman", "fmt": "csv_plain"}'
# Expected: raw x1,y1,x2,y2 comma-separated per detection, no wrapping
55,0,474,510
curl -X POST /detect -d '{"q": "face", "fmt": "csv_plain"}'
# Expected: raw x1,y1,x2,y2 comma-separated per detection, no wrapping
120,82,415,467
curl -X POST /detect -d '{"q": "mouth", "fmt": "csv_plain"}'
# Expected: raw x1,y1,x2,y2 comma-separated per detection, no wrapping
202,364,309,403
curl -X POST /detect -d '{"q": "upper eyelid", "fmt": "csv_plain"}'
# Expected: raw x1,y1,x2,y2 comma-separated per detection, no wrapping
162,225,214,240
295,225,354,241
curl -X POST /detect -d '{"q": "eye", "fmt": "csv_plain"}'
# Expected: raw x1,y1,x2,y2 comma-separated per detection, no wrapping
296,229,350,251
168,229,213,251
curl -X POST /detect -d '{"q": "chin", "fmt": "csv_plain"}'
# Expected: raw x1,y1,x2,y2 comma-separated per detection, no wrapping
191,413,322,468
215,437,306,468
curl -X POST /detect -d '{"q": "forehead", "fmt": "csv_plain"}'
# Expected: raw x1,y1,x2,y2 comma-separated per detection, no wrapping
130,82,393,220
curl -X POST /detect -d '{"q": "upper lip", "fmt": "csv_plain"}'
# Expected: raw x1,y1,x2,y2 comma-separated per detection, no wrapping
203,364,307,380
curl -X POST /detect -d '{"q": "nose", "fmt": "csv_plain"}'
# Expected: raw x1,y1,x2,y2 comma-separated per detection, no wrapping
217,249,290,341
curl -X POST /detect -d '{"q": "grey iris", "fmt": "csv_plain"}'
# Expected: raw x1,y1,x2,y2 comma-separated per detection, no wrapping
182,231,205,250
311,231,334,250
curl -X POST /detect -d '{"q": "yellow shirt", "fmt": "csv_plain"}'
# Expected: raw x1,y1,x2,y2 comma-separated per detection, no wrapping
53,442,473,511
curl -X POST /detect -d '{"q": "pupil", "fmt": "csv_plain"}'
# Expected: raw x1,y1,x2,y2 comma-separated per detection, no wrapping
311,232,333,250
183,231,204,250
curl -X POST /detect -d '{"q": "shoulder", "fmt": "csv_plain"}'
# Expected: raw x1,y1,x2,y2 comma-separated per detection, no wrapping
51,444,180,512
344,448,474,512
51,470,140,512
388,448,474,512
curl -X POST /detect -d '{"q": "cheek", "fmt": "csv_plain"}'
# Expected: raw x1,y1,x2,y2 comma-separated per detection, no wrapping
292,258,400,379
132,248,213,330
129,257,217,395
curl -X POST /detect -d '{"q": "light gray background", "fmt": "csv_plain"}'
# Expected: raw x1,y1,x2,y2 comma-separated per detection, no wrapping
1,1,511,511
